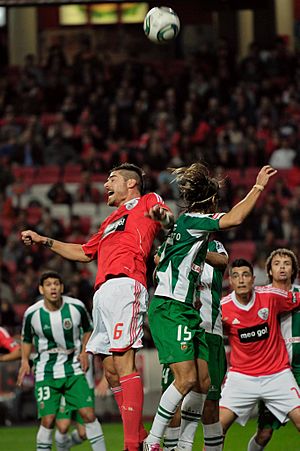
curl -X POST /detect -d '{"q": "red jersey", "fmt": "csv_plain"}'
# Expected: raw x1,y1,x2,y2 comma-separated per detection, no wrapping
0,327,20,354
82,193,167,289
221,286,300,376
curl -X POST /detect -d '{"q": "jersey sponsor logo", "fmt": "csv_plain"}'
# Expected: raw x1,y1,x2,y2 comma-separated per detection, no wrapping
232,318,240,325
125,199,138,210
257,308,269,320
43,324,51,330
285,337,300,343
238,322,270,343
103,214,128,238
63,318,73,330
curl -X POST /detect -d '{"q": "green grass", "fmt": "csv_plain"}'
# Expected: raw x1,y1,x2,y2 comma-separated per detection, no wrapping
0,420,298,450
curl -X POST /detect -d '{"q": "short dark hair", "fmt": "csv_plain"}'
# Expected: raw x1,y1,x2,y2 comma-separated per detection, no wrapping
111,163,145,193
266,248,299,283
230,259,253,275
39,271,63,286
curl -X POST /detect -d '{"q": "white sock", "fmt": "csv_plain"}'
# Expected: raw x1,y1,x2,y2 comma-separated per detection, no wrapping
177,391,206,450
37,425,53,451
85,419,106,451
163,426,180,449
147,383,183,445
247,435,264,451
70,429,84,445
55,429,71,451
203,422,223,450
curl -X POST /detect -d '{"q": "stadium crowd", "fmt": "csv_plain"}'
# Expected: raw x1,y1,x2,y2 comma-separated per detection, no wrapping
1,35,300,334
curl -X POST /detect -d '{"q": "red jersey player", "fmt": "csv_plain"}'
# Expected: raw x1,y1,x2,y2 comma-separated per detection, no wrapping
21,163,173,451
220,258,300,441
0,326,21,362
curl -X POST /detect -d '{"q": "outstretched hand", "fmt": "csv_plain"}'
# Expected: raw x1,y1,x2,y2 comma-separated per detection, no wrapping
256,165,277,187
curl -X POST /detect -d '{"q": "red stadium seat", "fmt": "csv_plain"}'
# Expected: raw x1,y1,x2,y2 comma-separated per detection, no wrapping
228,241,256,264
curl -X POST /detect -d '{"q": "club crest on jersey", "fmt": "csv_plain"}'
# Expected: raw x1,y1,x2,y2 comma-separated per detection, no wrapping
258,308,269,320
181,342,188,351
63,318,73,330
125,199,138,210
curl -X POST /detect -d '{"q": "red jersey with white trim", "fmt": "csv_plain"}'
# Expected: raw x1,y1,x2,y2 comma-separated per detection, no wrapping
221,286,300,376
0,327,20,353
82,193,168,289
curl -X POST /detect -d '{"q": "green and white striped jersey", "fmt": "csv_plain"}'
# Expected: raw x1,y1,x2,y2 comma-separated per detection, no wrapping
198,240,228,337
22,295,93,382
280,284,300,374
155,212,223,306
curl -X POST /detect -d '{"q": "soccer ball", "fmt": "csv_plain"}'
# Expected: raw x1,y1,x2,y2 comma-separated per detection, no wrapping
143,6,180,44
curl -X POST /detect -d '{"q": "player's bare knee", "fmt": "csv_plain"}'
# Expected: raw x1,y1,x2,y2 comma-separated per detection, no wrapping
288,407,300,431
41,415,55,429
104,368,119,387
175,375,198,395
256,428,273,446
79,407,96,424
56,423,69,434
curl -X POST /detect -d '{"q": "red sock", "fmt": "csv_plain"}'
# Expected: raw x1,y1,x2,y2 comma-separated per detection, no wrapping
111,386,125,448
112,384,147,446
120,372,144,451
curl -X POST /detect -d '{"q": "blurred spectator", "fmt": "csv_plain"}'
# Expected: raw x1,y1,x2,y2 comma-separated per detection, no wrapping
269,136,296,169
253,253,269,286
75,171,101,203
47,182,73,205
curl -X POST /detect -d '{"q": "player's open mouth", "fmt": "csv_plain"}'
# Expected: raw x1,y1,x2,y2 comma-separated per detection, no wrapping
107,191,114,197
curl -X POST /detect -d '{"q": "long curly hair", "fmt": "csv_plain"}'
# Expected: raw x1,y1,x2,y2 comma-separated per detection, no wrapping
170,163,220,213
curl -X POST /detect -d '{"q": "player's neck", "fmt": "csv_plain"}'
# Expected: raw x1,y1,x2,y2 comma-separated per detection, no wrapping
235,291,252,305
118,189,141,207
272,280,292,291
44,298,63,311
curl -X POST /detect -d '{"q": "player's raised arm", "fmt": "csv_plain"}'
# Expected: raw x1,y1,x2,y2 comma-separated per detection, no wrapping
219,165,277,229
21,230,92,263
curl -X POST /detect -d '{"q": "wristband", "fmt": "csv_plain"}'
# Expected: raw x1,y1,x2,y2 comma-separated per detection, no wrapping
253,184,264,192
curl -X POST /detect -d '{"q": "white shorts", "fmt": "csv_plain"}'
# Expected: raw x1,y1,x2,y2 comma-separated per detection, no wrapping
220,369,300,426
86,277,148,355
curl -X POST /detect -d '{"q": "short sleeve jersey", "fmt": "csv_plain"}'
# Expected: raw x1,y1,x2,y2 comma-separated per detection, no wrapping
22,296,93,382
221,286,300,376
198,240,228,336
0,327,20,354
155,213,223,306
280,284,300,374
82,193,166,289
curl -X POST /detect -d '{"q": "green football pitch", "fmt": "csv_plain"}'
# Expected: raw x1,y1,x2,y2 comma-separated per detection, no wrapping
0,420,298,450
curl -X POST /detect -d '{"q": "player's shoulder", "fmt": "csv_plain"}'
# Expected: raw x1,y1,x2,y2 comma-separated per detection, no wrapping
24,299,44,316
208,239,228,255
63,295,86,308
221,293,233,306
255,286,288,297
143,192,165,204
0,326,11,338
